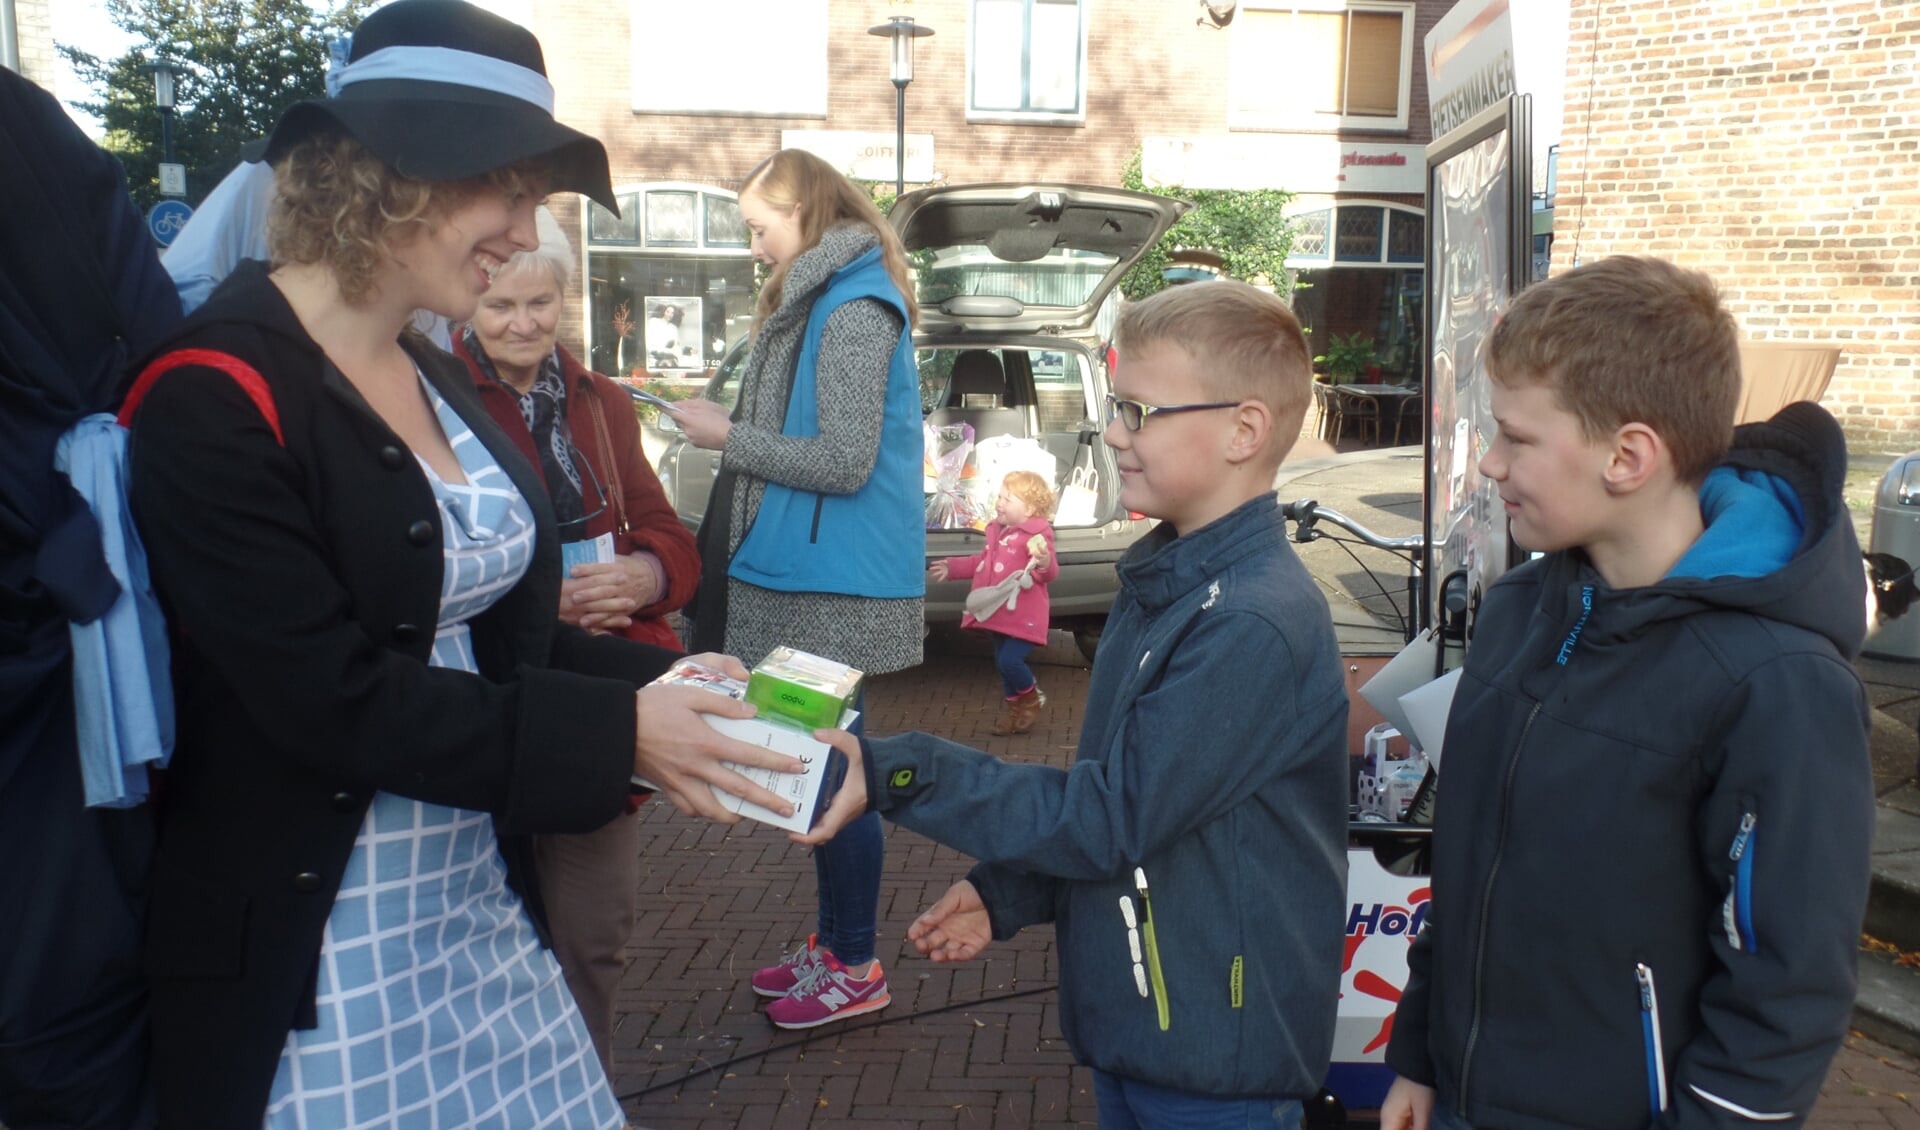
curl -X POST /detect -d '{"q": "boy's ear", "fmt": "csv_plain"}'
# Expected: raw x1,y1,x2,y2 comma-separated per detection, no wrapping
1226,398,1274,465
1602,421,1670,494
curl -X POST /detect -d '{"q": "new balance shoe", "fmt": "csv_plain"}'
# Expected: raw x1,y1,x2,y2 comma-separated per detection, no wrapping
764,954,891,1029
751,933,827,998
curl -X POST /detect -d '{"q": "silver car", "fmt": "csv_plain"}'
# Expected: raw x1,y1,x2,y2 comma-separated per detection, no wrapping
648,183,1189,660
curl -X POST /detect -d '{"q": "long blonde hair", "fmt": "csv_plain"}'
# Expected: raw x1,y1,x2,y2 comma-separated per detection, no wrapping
742,149,918,335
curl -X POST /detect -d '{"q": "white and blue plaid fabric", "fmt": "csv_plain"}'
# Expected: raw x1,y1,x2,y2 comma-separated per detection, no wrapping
265,378,621,1129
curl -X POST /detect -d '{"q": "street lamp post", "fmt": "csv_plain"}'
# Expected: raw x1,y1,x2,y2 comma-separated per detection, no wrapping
866,16,933,201
146,58,181,195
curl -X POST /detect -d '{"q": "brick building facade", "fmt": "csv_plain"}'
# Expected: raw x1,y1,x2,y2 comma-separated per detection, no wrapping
1550,0,1919,450
523,0,1456,384
5,0,59,88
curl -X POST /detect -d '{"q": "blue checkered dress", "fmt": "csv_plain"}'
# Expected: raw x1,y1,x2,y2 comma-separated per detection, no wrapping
264,379,622,1129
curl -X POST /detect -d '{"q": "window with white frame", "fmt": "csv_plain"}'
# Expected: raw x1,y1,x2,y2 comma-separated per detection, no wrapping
969,0,1086,121
629,0,827,117
1229,2,1414,132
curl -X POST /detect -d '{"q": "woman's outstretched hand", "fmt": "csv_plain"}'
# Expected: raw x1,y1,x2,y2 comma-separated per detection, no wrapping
787,729,869,846
634,652,801,822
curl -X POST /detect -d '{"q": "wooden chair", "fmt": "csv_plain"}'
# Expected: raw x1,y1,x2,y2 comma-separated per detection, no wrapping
1331,386,1383,446
1312,382,1341,442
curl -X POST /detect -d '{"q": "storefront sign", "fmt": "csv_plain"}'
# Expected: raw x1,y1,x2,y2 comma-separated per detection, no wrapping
1425,0,1567,174
782,130,934,185
1140,136,1425,195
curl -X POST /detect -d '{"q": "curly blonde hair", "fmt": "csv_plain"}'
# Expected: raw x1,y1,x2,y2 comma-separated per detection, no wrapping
267,131,540,304
1001,470,1057,521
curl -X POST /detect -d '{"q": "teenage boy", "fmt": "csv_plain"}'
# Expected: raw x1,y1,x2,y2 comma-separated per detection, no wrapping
1382,256,1874,1130
799,281,1351,1126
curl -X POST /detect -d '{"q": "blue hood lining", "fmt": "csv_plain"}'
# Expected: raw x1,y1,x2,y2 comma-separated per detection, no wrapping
1666,467,1805,581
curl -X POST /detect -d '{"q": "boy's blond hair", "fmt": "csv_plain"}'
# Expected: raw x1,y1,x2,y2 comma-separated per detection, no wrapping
1001,470,1057,521
1112,281,1313,449
1487,256,1740,485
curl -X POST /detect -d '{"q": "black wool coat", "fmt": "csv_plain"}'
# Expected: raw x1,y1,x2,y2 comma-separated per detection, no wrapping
126,261,674,1128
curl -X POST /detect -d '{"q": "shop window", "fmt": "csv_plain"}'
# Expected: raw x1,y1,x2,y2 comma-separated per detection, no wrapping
969,0,1085,121
585,185,758,384
1286,201,1422,270
645,192,698,247
1387,208,1424,264
1228,2,1414,132
1335,207,1383,263
1294,209,1332,262
628,0,827,117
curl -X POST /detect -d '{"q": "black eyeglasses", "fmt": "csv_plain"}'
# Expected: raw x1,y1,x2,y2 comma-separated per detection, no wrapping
1103,393,1242,432
556,438,609,539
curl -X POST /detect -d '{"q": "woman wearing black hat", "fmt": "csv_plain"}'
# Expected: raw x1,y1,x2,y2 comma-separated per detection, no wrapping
124,2,797,1125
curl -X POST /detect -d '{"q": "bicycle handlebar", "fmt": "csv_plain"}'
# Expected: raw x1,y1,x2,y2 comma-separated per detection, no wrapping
1281,498,1427,554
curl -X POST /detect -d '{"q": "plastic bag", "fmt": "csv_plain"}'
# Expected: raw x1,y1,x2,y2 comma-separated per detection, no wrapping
923,421,980,529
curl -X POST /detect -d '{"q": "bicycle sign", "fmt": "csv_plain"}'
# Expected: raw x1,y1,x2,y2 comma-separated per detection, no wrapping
148,199,194,248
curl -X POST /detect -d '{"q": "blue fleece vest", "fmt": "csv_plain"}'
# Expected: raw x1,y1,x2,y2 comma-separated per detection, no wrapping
728,247,925,598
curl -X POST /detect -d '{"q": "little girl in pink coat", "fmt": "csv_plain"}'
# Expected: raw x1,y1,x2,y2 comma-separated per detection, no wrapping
928,470,1060,734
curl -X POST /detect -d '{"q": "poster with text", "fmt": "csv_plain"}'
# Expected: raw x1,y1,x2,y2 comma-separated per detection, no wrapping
644,296,703,370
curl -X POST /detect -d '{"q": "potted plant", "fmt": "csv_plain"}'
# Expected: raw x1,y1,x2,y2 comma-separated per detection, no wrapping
1313,333,1377,385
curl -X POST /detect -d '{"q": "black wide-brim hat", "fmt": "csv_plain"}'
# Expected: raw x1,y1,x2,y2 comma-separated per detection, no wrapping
262,0,616,211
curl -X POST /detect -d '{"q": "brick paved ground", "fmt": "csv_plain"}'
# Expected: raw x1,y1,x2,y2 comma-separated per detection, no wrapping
612,634,1920,1128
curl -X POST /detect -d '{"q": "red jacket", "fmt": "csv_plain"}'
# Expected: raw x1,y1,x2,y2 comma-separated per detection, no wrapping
948,516,1060,646
456,337,699,651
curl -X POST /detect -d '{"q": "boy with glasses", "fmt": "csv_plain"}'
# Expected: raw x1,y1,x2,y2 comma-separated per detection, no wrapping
801,281,1351,1126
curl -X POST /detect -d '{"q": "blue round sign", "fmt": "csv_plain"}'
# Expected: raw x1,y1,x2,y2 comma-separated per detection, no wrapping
148,199,194,248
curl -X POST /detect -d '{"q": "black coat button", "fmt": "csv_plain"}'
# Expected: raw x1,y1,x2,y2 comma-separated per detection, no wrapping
330,791,358,812
379,444,407,470
291,872,324,893
391,623,420,645
406,519,435,546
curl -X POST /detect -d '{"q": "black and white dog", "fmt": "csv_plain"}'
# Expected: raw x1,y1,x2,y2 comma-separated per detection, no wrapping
1867,552,1920,629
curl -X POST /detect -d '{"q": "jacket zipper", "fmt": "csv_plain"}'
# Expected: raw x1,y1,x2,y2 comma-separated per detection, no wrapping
1724,811,1759,953
1456,699,1543,1116
1134,867,1171,1031
1637,962,1670,1117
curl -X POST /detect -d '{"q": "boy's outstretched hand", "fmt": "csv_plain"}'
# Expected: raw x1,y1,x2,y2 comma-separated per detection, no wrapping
787,729,870,846
1379,1076,1433,1130
908,880,992,963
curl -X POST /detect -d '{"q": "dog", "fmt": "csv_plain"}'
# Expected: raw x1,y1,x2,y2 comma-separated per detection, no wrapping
1866,551,1920,629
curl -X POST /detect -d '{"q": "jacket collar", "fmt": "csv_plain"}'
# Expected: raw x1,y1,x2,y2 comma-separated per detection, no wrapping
1118,495,1285,613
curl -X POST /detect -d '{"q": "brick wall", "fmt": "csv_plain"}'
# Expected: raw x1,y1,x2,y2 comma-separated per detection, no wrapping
1550,0,1920,451
12,0,59,89
534,0,1455,360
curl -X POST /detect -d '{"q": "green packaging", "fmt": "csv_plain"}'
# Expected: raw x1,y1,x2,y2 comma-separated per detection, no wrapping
746,646,863,731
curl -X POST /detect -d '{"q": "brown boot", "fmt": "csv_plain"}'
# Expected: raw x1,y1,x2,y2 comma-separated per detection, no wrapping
993,686,1046,735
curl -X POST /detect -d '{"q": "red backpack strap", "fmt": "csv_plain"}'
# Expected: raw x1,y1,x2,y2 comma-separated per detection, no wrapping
118,347,284,446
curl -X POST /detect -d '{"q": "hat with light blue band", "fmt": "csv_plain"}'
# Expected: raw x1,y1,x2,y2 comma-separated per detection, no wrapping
263,0,616,210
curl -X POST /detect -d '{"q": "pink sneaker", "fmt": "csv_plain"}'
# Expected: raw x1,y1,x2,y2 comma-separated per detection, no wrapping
764,954,891,1029
751,934,826,998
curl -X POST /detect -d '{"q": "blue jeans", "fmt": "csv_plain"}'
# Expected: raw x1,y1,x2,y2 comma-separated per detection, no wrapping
1091,1071,1303,1129
993,634,1037,698
814,694,881,966
1430,1098,1474,1130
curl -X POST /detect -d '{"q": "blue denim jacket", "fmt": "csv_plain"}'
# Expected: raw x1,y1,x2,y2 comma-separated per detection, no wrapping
866,494,1350,1096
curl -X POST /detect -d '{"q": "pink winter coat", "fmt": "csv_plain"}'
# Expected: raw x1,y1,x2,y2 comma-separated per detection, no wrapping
948,516,1060,646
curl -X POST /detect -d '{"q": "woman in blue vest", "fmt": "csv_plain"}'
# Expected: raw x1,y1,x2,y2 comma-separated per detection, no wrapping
676,148,924,1029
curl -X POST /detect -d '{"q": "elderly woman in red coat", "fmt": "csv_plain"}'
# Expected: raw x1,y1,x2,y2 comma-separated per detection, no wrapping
455,206,698,651
452,205,700,1077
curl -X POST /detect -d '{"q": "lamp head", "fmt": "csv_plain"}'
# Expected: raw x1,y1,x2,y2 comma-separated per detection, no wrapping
867,16,935,85
146,57,181,109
